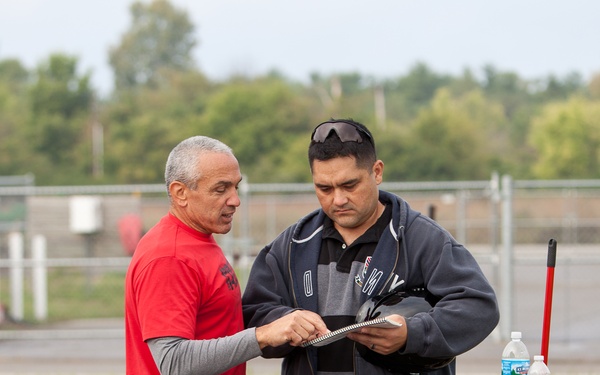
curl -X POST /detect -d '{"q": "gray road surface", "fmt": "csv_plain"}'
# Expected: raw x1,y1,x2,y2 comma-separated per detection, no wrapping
1,245,599,374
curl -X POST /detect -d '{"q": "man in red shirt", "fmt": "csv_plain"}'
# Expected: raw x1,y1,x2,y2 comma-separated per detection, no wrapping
125,136,327,375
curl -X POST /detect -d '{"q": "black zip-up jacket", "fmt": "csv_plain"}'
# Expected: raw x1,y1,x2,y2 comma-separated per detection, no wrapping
243,191,499,374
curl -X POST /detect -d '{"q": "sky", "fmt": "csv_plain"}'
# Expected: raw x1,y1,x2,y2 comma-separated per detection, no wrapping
1,0,599,98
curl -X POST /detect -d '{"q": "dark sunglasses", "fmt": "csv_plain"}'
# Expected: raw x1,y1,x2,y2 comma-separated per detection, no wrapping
311,121,373,144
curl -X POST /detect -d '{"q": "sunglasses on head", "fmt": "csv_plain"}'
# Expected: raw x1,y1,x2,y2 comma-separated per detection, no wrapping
311,121,373,144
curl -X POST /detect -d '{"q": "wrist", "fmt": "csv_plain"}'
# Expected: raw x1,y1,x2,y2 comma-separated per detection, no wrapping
255,326,268,350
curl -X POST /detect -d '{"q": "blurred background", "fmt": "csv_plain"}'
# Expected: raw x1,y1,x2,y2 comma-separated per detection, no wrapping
1,0,600,373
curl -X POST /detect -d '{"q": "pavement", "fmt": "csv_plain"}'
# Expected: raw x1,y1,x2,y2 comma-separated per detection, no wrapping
1,245,599,374
1,318,599,374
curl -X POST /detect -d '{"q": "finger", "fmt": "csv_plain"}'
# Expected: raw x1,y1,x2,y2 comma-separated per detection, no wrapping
288,330,306,346
308,316,329,333
293,326,311,341
294,311,328,333
289,317,325,339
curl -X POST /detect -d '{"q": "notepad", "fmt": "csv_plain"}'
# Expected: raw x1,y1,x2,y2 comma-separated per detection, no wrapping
301,317,402,347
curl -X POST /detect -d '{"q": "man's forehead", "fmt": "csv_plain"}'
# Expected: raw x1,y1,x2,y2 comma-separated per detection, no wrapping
312,156,364,173
197,153,241,180
312,158,368,184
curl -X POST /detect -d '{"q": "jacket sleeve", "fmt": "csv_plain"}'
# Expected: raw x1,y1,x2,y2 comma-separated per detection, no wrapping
242,229,299,358
401,218,500,359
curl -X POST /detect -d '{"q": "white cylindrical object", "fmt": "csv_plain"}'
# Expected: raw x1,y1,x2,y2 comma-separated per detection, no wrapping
500,174,514,340
502,331,530,375
69,195,103,234
32,235,48,321
8,232,24,321
528,355,551,375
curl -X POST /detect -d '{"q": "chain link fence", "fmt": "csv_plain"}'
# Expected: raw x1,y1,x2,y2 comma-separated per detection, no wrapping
1,176,599,342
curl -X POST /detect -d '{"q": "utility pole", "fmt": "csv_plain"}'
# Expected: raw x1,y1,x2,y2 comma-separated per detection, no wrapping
374,84,386,130
91,97,104,179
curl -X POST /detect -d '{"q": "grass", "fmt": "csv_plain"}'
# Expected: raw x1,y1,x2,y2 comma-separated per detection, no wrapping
0,264,252,326
0,268,125,324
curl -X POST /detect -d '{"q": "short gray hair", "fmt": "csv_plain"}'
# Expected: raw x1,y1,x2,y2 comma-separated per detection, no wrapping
165,136,233,197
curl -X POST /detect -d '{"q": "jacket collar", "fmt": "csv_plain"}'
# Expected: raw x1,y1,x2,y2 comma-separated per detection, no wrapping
290,190,407,310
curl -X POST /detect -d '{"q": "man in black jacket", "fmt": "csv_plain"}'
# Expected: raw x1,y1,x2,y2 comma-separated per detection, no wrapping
242,119,499,374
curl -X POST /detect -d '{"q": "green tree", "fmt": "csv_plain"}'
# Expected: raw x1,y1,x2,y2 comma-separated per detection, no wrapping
308,72,377,118
529,97,600,178
480,65,545,176
383,62,452,122
109,0,196,91
25,53,93,184
447,68,481,97
588,73,600,99
103,69,212,183
200,77,313,182
381,89,499,181
395,62,452,107
533,72,584,103
0,59,29,87
0,59,31,175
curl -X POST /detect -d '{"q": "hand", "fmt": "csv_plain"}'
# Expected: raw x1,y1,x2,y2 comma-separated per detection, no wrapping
346,314,407,355
255,310,329,349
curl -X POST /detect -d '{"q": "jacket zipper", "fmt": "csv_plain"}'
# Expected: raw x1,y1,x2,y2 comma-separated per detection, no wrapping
287,238,316,375
378,225,403,294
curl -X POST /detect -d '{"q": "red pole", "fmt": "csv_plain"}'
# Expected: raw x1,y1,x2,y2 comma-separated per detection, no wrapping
541,239,557,365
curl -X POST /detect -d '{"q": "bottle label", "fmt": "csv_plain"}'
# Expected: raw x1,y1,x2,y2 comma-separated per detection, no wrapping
501,358,530,375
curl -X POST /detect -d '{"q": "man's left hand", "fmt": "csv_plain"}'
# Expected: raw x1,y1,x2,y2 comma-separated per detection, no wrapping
346,314,407,355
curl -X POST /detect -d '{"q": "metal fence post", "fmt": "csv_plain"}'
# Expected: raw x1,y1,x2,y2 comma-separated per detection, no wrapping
500,174,513,341
490,172,501,294
8,232,24,321
456,189,467,244
32,234,48,321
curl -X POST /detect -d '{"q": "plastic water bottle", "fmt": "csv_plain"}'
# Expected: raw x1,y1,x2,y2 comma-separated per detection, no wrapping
528,355,550,375
501,331,530,375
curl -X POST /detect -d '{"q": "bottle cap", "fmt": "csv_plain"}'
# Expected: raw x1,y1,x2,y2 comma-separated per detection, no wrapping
534,355,544,361
510,331,522,339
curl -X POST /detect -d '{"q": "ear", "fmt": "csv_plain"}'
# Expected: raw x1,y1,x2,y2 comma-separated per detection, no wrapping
169,181,188,207
373,160,384,185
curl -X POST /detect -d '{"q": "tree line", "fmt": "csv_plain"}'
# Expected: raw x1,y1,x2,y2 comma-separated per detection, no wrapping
1,0,599,186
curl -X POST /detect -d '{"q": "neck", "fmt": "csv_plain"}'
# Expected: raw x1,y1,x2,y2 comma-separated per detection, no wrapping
336,201,385,246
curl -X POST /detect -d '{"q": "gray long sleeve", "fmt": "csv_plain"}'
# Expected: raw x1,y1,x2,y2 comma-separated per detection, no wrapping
147,327,262,375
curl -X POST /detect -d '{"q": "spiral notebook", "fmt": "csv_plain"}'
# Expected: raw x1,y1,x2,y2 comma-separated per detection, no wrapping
301,317,402,347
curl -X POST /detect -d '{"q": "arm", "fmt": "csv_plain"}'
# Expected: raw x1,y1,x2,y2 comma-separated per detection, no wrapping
350,227,498,360
242,231,307,357
148,329,260,375
402,239,499,358
148,311,328,375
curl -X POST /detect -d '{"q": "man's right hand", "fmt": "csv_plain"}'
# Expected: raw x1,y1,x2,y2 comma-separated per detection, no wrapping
255,310,329,349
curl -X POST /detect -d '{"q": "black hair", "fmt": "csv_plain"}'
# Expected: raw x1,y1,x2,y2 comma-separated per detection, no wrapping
308,118,377,171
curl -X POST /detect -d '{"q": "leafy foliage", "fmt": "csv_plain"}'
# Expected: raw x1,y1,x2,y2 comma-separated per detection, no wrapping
529,97,600,178
108,0,197,90
3,54,94,184
0,0,597,185
199,78,314,182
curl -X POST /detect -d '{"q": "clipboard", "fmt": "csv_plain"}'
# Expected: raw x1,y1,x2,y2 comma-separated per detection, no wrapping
301,317,402,347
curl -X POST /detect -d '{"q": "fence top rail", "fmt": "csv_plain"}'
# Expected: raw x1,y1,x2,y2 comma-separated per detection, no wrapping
0,257,131,268
0,174,35,187
0,182,490,196
0,184,166,196
514,179,600,189
1,178,600,196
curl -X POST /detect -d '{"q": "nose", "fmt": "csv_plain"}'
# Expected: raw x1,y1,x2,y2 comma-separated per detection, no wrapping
228,189,241,207
332,189,348,206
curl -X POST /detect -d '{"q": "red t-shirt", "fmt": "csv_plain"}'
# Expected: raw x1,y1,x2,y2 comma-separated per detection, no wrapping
125,214,245,374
